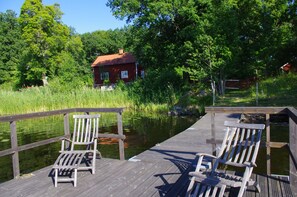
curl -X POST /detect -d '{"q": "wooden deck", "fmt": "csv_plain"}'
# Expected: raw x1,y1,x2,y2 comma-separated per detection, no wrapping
0,113,294,196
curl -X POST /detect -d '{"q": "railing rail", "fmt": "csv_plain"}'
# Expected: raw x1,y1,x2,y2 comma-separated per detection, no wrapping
205,106,297,196
0,108,125,179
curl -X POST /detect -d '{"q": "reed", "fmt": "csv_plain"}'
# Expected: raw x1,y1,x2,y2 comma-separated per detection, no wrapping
0,86,170,115
0,86,130,115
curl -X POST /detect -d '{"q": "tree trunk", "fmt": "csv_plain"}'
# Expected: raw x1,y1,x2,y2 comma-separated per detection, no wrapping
211,79,216,106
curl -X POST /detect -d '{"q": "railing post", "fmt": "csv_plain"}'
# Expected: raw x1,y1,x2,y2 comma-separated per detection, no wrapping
289,117,297,196
64,113,70,136
266,114,271,175
117,111,125,160
211,112,216,156
64,113,70,149
10,121,20,178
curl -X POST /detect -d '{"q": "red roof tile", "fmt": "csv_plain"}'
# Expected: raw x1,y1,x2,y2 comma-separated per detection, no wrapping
91,52,136,67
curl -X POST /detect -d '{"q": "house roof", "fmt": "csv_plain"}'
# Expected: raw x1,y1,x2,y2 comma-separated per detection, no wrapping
91,52,136,67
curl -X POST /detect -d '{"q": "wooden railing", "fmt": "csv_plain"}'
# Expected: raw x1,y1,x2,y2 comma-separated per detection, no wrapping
205,106,297,196
0,108,125,179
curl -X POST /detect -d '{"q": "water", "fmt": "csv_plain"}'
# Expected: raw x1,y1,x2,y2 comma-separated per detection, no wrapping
255,123,289,175
0,113,290,183
0,112,198,183
225,122,290,175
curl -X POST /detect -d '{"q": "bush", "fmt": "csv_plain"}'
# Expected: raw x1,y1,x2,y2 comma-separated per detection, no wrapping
127,68,183,105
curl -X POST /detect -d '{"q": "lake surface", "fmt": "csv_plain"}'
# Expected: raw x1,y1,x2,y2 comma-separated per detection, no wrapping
0,113,290,183
0,112,198,183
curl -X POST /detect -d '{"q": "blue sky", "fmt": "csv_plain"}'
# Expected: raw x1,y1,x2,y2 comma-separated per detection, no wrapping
0,0,127,34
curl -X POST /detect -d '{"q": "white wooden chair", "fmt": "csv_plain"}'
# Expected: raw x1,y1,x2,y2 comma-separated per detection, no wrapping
52,114,100,187
186,121,265,197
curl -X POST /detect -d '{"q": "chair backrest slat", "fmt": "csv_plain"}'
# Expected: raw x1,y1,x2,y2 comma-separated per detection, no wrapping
222,127,236,161
233,128,245,163
251,129,262,163
221,121,265,165
71,114,100,148
238,128,251,164
76,118,81,142
244,129,255,162
228,127,240,162
83,118,90,142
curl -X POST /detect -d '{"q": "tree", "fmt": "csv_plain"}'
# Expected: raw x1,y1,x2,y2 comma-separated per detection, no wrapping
19,0,87,87
0,10,23,86
107,0,297,86
107,0,232,97
80,28,128,65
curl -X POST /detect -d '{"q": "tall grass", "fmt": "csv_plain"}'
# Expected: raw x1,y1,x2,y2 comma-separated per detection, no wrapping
0,86,168,115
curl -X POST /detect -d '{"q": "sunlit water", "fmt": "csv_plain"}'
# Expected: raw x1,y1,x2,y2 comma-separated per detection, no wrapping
0,112,198,183
0,113,290,183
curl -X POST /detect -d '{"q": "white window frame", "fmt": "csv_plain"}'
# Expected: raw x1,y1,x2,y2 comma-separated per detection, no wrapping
100,72,109,80
121,70,128,79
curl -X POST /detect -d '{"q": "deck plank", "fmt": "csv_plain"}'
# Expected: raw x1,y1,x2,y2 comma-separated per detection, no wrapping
0,113,293,197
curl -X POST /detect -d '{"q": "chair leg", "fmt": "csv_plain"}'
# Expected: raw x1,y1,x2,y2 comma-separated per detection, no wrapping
74,169,77,187
251,182,261,193
92,153,96,174
238,185,247,197
248,180,261,193
186,177,196,196
54,169,58,187
96,150,102,159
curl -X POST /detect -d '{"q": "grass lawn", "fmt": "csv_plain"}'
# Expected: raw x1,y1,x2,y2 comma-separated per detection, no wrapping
216,74,297,107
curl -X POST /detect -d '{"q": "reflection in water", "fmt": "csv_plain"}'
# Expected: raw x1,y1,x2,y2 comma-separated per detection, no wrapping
254,123,289,175
0,113,290,183
0,112,198,182
98,113,198,159
224,123,290,176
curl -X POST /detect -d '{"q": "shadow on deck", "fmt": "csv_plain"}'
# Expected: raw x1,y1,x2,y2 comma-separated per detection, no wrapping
0,113,294,196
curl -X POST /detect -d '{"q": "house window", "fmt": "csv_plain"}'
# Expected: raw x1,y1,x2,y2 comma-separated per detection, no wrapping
121,70,128,79
100,72,109,80
141,70,145,78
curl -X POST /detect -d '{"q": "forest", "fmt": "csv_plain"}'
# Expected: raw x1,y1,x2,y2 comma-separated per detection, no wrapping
1,0,297,112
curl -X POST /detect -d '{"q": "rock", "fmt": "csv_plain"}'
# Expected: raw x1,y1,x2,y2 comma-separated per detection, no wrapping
168,105,200,117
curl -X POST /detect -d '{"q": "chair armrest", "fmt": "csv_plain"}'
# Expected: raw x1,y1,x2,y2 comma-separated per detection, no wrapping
194,153,217,173
61,137,72,142
61,137,72,151
244,161,257,167
223,161,257,168
196,153,218,160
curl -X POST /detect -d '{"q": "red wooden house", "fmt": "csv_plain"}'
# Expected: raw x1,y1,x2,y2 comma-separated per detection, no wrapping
91,49,143,87
280,63,292,72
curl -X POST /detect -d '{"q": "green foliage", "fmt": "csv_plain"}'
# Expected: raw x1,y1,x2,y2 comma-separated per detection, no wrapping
108,0,297,93
1,0,297,114
0,86,132,115
0,84,172,115
0,10,23,85
127,68,183,106
252,73,297,106
216,74,297,107
115,79,126,91
80,28,128,64
18,0,88,87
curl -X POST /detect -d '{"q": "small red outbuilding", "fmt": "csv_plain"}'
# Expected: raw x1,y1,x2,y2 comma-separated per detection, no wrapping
280,63,292,72
91,49,143,87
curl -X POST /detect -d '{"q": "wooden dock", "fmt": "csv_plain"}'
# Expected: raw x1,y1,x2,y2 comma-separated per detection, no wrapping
0,113,294,196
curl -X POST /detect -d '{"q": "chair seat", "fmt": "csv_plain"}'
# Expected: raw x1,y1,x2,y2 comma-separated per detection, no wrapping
187,175,227,197
53,151,86,170
189,171,243,188
53,151,87,187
